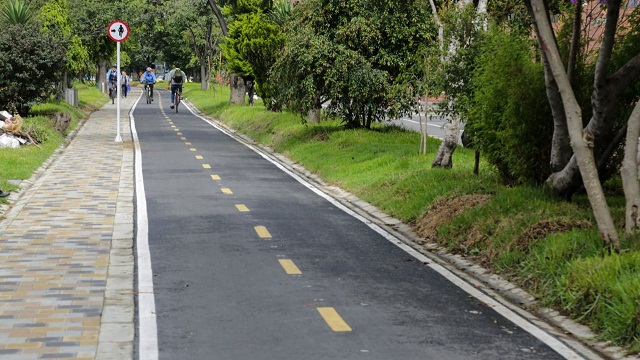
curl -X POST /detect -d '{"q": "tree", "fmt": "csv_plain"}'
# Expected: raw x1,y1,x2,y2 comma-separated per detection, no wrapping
40,0,90,96
0,24,66,114
164,0,222,90
525,0,640,249
271,0,434,128
222,10,284,109
525,0,640,200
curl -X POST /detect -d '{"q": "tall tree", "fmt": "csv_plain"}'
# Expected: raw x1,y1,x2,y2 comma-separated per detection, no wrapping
525,0,640,199
525,0,640,249
272,0,434,128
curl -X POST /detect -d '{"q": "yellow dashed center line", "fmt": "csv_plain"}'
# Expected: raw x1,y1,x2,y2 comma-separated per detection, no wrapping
211,175,221,181
235,204,249,212
317,307,352,332
221,188,233,194
195,155,203,160
278,259,301,275
254,226,271,238
202,164,211,169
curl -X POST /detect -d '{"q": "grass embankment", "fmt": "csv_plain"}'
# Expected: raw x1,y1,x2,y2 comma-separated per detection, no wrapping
0,82,108,199
184,83,640,353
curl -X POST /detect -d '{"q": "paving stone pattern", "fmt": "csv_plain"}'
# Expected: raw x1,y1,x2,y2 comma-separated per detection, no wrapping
0,97,136,360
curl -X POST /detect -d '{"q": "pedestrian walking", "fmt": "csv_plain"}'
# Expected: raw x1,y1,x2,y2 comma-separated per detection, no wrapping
121,71,130,98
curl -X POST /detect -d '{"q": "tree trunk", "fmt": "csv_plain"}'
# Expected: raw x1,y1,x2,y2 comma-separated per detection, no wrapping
308,108,321,123
529,0,620,249
432,132,457,168
229,74,246,104
97,60,109,94
200,63,209,90
525,0,572,173
621,100,640,236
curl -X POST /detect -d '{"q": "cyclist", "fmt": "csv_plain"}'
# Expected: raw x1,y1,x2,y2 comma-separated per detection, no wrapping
167,66,187,109
140,67,157,101
106,65,118,99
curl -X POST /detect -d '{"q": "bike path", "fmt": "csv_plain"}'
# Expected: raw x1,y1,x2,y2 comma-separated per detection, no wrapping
133,90,582,360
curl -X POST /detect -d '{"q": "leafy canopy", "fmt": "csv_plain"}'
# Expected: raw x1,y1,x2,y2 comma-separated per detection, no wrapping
271,0,435,128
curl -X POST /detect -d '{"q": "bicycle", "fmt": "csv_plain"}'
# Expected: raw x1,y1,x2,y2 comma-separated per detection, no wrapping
174,86,181,113
144,83,152,104
109,82,117,104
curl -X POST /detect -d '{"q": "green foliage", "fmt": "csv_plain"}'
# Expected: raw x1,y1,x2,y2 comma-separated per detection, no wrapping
466,27,553,184
2,0,33,24
0,24,67,115
271,0,435,128
40,0,90,78
267,0,292,26
223,11,284,110
427,2,485,118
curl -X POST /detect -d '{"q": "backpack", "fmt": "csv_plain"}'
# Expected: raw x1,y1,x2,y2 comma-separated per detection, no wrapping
173,71,183,84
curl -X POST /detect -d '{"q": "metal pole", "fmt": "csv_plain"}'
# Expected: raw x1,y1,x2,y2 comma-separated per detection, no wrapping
115,41,122,143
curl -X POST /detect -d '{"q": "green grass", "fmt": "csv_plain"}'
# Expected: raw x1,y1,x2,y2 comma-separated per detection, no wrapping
0,83,107,201
184,83,640,353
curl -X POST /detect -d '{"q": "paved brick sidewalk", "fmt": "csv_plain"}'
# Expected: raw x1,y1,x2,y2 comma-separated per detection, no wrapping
0,95,137,360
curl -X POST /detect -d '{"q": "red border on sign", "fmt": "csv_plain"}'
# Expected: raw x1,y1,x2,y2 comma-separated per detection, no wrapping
108,20,130,42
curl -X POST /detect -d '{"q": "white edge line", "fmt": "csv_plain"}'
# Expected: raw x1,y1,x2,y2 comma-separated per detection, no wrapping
182,102,583,359
130,91,159,360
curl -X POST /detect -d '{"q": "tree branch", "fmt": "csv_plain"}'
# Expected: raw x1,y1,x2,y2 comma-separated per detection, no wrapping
593,0,622,86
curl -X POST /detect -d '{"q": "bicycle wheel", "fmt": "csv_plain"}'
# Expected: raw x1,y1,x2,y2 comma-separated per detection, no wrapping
146,87,150,104
111,87,115,104
174,92,180,113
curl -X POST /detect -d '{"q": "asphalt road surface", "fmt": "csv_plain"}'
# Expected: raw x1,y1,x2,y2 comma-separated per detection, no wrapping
131,90,581,360
389,112,464,144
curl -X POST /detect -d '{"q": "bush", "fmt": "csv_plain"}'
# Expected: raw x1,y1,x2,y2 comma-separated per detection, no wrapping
0,23,67,115
466,27,553,184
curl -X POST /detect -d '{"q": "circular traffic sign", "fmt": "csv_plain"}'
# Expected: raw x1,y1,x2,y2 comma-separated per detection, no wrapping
108,20,130,42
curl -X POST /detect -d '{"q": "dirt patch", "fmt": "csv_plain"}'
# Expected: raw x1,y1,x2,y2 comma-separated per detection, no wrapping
412,194,492,243
509,219,592,251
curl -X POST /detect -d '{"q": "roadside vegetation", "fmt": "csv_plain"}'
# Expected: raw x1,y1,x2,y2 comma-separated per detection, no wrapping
0,84,107,199
184,83,640,353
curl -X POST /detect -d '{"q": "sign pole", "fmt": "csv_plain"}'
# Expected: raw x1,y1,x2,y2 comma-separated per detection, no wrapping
115,41,122,143
108,20,129,143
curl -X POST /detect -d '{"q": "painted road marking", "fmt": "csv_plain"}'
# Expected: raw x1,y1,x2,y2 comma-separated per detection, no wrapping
254,226,271,238
190,148,197,152
181,137,187,140
278,259,301,275
211,175,221,181
177,132,183,135
221,188,233,194
185,142,191,145
235,204,249,212
173,129,179,132
171,125,176,128
202,164,211,169
317,307,352,332
195,155,203,160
